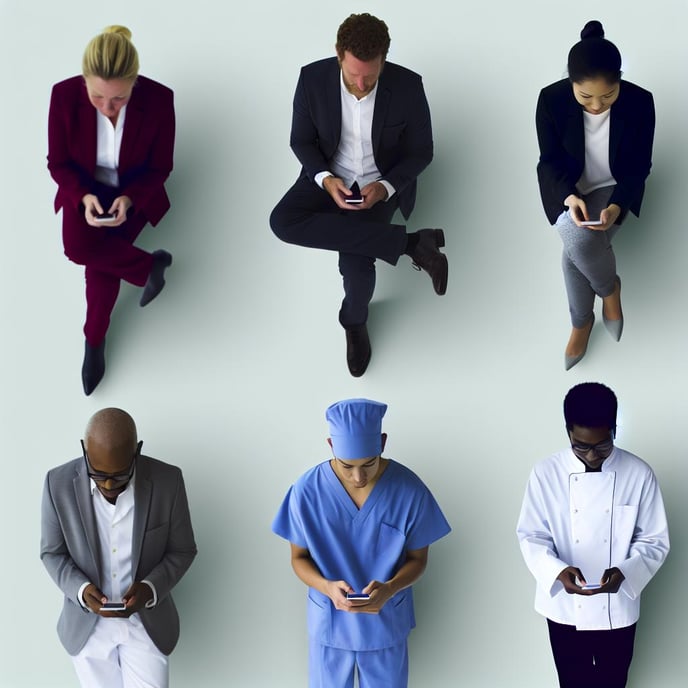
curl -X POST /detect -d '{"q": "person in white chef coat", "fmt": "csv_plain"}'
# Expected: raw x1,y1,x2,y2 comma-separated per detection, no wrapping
516,382,669,688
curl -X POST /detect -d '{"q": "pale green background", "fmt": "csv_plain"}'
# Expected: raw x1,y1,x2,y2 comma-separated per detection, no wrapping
0,0,685,685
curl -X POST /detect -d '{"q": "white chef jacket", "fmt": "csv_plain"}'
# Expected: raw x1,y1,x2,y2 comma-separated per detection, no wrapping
516,446,669,630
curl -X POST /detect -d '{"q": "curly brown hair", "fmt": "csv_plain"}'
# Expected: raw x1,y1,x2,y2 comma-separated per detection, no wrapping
336,13,390,61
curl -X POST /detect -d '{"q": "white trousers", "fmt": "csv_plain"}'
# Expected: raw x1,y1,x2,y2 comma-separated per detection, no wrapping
71,615,169,688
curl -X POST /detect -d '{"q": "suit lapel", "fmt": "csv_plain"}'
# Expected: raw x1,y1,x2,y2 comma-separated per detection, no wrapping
73,465,102,581
327,60,342,148
119,81,145,175
563,108,585,167
131,457,152,578
78,81,97,173
372,74,391,158
609,102,625,166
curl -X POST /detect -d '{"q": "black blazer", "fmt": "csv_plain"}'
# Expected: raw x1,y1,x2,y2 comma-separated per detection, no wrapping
289,57,433,220
536,78,654,225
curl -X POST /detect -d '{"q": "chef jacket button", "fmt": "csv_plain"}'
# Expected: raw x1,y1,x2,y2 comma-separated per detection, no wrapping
575,539,580,544
604,539,608,543
573,509,578,513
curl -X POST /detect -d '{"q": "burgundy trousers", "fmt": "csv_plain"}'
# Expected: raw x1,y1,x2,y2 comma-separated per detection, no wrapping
61,186,153,345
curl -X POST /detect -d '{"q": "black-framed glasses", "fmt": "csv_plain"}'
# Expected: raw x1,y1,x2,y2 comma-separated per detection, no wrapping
81,439,141,483
570,437,614,459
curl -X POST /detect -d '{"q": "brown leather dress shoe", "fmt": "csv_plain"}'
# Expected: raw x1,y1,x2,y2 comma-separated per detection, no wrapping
408,228,448,295
345,324,371,377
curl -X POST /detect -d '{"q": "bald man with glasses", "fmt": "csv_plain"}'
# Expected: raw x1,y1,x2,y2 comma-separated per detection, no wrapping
41,408,196,688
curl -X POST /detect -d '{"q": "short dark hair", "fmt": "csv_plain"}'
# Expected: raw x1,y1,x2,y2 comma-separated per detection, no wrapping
564,382,618,435
567,20,622,84
336,13,390,62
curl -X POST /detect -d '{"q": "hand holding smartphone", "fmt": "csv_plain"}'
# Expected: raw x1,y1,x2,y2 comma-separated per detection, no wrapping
346,592,370,600
94,212,116,223
345,181,364,204
100,602,127,612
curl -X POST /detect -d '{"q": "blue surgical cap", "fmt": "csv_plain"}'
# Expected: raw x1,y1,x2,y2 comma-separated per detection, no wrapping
326,398,387,459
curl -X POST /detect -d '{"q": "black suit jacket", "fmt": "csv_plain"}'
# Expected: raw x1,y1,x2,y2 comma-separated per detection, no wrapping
289,57,433,220
536,78,654,225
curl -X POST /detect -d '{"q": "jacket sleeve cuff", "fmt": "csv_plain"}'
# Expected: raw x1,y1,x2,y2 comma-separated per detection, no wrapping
378,179,395,200
77,582,91,612
314,171,333,189
141,579,158,608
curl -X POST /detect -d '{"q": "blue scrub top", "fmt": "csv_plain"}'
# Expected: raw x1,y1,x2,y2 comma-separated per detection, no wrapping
272,459,451,650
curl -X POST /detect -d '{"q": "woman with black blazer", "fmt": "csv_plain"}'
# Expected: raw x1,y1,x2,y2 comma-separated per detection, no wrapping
48,26,175,395
536,20,654,369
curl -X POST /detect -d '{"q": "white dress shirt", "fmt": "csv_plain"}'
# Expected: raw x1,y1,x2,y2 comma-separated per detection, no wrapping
94,105,127,188
315,72,395,200
517,446,669,630
78,471,157,610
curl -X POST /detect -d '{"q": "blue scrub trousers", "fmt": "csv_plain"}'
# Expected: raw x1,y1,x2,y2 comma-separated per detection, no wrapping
309,640,408,688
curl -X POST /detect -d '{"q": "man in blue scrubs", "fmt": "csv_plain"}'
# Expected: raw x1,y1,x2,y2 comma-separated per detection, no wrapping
273,398,451,687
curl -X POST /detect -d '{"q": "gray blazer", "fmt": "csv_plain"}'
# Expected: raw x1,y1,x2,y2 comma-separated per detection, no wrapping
40,455,197,655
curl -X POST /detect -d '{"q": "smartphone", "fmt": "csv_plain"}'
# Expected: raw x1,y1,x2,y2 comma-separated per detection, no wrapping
345,181,364,204
582,220,603,226
581,584,601,590
346,593,370,600
94,212,116,222
100,602,127,611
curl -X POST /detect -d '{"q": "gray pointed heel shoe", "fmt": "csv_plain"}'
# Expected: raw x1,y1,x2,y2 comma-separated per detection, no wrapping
602,276,623,341
565,314,595,371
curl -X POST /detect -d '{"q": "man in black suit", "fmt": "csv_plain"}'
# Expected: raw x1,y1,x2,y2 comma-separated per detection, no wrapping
270,13,447,377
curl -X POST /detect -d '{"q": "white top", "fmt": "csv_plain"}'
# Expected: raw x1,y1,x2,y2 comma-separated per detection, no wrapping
517,446,669,630
94,105,127,188
315,72,395,200
77,471,157,610
576,109,616,195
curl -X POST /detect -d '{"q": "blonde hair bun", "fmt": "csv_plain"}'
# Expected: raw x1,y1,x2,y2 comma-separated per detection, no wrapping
102,25,133,41
82,25,139,80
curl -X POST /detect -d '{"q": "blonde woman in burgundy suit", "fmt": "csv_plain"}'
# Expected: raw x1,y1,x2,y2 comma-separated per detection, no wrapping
48,25,175,395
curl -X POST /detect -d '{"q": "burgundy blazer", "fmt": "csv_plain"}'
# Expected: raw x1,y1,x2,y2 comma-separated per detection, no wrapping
47,75,175,226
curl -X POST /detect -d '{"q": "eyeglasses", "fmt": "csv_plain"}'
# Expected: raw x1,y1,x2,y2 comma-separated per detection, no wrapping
570,437,614,459
81,440,141,483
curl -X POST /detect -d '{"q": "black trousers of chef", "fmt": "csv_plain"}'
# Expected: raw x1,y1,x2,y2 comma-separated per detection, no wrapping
547,619,636,688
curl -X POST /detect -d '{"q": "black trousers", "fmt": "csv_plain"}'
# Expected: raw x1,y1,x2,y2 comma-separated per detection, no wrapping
270,175,407,327
547,618,637,688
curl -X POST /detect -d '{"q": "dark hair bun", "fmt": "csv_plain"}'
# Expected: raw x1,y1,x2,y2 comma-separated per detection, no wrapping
581,20,605,40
